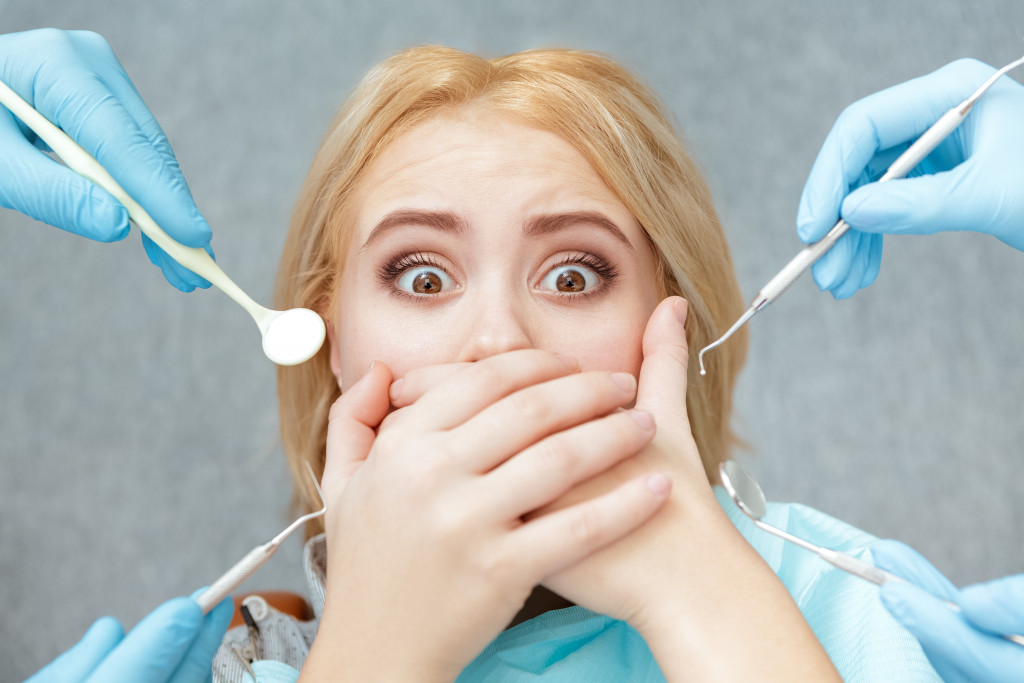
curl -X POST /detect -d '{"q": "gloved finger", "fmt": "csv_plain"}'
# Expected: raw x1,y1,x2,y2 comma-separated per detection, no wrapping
879,582,981,683
959,574,1024,636
2,29,211,248
169,591,234,683
25,617,123,683
827,231,867,299
66,31,173,155
85,597,202,683
62,31,213,249
141,233,213,292
830,232,882,300
871,539,959,601
842,157,1024,251
861,232,883,290
0,109,129,241
795,59,995,244
809,229,858,292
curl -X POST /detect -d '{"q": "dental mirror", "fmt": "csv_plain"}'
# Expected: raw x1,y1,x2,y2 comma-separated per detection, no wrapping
718,460,1024,647
719,460,904,585
0,79,326,366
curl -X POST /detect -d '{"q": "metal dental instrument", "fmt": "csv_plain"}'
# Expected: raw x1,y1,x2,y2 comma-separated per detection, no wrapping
698,52,1024,377
196,462,326,614
719,460,1024,647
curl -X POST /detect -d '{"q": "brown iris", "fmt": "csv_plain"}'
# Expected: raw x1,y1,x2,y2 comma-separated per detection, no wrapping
412,271,443,293
556,269,586,292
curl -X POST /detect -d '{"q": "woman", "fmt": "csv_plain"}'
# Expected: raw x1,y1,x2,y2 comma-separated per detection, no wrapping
212,46,937,682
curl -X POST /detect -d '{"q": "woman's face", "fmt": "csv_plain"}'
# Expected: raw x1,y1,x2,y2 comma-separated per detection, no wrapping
329,108,662,390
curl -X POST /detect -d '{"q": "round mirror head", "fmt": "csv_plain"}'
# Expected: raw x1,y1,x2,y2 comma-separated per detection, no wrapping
719,460,768,521
262,308,326,366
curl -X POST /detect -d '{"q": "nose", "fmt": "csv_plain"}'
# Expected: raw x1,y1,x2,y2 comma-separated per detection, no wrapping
454,293,534,363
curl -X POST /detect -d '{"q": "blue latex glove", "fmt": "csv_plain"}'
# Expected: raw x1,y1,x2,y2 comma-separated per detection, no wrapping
0,28,213,291
873,539,1024,683
796,58,1024,299
24,591,233,683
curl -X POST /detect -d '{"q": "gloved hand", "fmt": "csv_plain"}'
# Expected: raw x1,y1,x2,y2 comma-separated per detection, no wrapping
873,539,1024,683
796,58,1024,299
25,591,233,683
0,28,214,291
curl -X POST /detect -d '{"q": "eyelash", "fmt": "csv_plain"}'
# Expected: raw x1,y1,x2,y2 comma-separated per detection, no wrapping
376,252,449,285
375,251,620,299
547,252,619,299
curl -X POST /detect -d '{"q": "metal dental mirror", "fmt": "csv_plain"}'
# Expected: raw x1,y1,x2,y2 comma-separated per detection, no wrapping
719,460,903,585
718,460,1024,647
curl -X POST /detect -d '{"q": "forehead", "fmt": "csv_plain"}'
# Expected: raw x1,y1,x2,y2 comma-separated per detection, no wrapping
350,108,634,225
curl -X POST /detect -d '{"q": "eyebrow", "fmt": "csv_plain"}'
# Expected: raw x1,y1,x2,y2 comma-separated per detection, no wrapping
524,211,635,253
361,210,469,249
361,208,635,252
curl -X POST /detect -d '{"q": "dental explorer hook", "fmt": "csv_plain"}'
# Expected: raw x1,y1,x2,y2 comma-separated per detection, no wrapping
697,50,1024,377
195,462,326,614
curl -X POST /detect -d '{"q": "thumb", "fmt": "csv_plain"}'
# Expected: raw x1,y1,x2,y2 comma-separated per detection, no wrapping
323,361,393,490
634,297,690,428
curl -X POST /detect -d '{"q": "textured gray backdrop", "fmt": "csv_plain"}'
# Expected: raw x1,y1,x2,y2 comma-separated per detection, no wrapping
2,1,1022,678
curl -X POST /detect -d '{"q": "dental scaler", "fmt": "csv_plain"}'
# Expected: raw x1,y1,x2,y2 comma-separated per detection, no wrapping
698,52,1024,376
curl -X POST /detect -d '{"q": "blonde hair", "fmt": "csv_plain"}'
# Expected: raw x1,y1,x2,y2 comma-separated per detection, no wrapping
276,47,748,537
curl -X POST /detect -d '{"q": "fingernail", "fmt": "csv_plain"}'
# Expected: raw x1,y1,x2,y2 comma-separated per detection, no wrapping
389,377,404,400
556,353,579,370
630,409,654,430
611,372,636,392
673,298,688,325
646,473,671,495
367,360,376,374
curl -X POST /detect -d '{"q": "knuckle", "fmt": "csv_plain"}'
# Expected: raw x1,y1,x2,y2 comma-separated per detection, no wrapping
327,396,348,422
477,547,516,586
944,57,991,80
33,28,70,47
588,371,632,404
568,507,603,545
463,360,502,390
536,438,576,478
507,388,547,423
72,30,113,52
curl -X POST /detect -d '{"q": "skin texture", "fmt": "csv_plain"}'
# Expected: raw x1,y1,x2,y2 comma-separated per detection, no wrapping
331,107,662,388
300,110,840,682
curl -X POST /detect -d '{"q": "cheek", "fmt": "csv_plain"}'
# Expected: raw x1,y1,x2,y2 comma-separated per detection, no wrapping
556,322,647,377
336,315,461,391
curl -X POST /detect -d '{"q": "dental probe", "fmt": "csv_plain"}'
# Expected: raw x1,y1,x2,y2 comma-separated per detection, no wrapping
195,463,326,614
698,52,1024,376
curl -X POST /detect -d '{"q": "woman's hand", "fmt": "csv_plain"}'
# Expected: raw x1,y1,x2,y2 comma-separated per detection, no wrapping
301,352,672,682
527,297,841,682
526,297,722,623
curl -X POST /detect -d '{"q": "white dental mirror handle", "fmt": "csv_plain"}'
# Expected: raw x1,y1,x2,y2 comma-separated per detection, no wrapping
0,78,273,329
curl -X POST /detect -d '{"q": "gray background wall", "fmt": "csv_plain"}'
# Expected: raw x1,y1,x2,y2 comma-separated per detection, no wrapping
2,0,1022,678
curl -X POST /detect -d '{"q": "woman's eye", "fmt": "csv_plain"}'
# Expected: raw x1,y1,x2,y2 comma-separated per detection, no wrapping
396,266,454,295
540,265,600,293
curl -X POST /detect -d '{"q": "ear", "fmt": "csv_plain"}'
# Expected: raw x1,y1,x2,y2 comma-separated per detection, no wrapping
326,320,343,389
